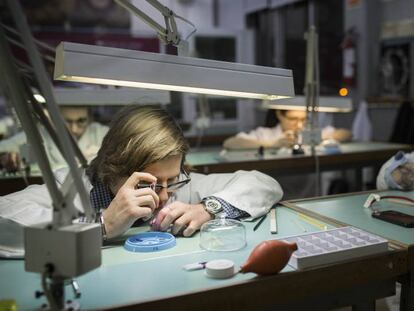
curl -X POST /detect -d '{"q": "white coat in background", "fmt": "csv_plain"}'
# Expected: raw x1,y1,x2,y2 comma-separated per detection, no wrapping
235,124,336,199
352,100,372,142
235,124,335,145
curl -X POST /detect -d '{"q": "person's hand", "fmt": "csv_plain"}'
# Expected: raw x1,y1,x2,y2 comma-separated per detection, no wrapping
0,152,20,172
331,128,352,143
102,172,159,238
153,202,212,237
275,130,297,148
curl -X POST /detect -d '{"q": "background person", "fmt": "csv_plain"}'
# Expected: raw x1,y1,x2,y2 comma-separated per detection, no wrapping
223,109,352,150
223,109,353,199
0,106,108,171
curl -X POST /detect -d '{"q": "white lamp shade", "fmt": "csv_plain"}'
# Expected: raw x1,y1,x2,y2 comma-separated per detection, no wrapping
54,42,295,101
262,95,353,113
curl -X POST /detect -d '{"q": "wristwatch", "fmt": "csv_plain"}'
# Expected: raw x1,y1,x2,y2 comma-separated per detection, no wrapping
202,198,223,218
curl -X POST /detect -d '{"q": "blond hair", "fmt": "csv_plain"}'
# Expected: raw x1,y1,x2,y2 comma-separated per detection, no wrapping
88,105,189,187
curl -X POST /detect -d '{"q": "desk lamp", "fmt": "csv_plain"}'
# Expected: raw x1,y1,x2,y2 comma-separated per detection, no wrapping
1,1,101,309
301,26,353,147
53,41,295,101
53,1,295,153
54,0,295,101
0,1,292,309
261,94,352,153
264,27,325,148
263,26,352,195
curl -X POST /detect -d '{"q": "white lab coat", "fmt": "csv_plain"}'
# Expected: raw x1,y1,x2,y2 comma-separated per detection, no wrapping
237,124,335,143
237,124,336,199
0,122,109,167
0,168,282,257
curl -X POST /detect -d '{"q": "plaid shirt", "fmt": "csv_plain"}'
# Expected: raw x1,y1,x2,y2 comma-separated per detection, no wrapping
89,180,249,219
89,180,113,212
208,196,249,219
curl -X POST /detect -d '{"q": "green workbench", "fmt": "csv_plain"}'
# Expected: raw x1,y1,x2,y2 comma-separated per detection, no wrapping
282,190,414,310
186,142,412,175
0,206,408,310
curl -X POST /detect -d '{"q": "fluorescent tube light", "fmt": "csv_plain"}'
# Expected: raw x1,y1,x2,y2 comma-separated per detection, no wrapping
54,42,294,101
262,96,353,113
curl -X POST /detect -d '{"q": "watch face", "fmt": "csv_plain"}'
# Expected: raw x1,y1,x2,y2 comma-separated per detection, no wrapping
205,199,223,214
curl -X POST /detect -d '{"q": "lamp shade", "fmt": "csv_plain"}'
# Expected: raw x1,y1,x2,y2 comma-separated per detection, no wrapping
54,42,295,101
262,95,353,113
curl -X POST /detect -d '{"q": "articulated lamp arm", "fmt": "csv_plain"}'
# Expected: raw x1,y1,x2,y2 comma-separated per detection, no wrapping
5,0,94,224
304,25,319,120
115,0,180,46
2,1,101,308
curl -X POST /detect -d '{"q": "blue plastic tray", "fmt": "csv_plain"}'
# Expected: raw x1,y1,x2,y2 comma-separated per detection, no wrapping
124,232,176,253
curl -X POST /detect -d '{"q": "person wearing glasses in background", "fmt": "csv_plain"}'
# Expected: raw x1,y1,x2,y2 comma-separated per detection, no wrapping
0,105,282,252
0,106,108,172
223,109,352,150
223,109,352,199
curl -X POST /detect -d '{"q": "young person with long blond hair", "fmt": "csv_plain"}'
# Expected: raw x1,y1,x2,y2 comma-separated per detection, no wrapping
0,105,282,254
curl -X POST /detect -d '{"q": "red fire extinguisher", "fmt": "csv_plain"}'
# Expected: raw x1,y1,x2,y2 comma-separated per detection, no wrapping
341,27,357,87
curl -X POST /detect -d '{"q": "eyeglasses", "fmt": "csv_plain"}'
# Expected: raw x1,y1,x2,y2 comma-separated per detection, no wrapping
136,169,191,193
64,117,89,127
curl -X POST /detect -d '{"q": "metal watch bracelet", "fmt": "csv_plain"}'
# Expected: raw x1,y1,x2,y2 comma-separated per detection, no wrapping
99,213,107,242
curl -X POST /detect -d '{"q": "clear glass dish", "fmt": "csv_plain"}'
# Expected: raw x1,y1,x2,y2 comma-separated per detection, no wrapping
200,217,246,252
